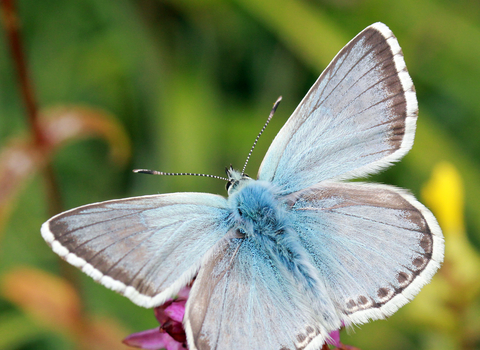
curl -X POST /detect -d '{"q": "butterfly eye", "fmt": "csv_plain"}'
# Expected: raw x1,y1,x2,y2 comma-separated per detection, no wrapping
235,228,246,238
226,181,232,191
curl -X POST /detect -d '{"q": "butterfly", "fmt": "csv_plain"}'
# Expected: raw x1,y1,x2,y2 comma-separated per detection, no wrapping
41,22,444,350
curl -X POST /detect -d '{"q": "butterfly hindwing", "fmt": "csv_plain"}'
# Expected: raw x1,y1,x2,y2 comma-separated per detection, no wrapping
286,181,443,324
258,23,417,194
185,237,337,350
41,193,231,308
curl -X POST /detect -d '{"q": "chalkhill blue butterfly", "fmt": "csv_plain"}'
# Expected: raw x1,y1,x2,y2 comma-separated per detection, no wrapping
41,22,444,350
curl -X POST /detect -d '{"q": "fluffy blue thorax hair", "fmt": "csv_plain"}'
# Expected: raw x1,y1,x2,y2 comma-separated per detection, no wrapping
226,167,320,292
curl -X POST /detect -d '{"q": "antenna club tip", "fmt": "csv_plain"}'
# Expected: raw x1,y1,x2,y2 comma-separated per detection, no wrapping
270,97,282,115
133,169,160,175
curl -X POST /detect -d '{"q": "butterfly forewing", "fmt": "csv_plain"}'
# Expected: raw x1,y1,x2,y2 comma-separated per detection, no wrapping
286,182,443,324
258,23,417,194
41,193,231,308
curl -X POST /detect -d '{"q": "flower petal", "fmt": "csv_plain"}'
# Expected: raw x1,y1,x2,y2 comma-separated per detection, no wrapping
122,328,169,350
327,329,341,347
164,300,186,322
177,286,191,299
162,320,187,343
154,300,173,324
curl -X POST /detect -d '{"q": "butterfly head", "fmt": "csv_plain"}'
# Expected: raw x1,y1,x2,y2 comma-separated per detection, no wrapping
225,166,252,195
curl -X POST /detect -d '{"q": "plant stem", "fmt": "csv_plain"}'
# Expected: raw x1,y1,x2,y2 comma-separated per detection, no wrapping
1,0,64,216
1,3,91,349
1,0,44,146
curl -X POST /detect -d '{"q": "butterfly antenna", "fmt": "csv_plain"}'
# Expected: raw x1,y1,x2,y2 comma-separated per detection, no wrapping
241,96,282,175
133,169,228,182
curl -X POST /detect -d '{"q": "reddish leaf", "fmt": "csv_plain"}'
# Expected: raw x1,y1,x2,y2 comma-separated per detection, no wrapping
1,267,83,335
39,106,131,165
0,139,44,231
1,267,132,350
0,105,131,233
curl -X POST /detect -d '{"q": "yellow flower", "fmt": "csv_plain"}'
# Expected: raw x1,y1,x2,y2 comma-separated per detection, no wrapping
422,161,464,234
422,162,480,289
404,161,480,344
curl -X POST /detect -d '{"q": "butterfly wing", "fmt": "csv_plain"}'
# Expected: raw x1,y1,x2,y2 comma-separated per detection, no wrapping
41,193,231,308
258,23,417,194
184,237,334,350
286,182,444,324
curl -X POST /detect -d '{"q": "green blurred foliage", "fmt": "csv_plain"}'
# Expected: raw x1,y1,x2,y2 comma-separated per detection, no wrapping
1,0,480,349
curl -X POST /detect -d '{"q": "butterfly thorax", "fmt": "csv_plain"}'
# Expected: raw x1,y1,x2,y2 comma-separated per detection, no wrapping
227,175,325,296
228,178,286,239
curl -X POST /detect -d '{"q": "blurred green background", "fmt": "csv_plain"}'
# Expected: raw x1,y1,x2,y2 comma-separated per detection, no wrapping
1,0,480,349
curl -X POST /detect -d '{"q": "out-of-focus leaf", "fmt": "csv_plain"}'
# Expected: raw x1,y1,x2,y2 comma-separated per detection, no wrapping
0,311,47,350
158,69,222,193
86,316,132,350
0,267,131,350
1,267,83,335
0,105,130,234
40,106,131,166
234,0,347,72
167,0,348,74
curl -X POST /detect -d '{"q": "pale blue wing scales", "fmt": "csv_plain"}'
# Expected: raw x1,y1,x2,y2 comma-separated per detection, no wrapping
184,238,332,350
41,193,231,308
258,23,417,194
287,182,443,324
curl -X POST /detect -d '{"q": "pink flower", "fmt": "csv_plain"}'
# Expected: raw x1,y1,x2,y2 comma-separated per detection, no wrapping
122,328,184,350
328,329,341,347
123,287,190,350
326,325,362,350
